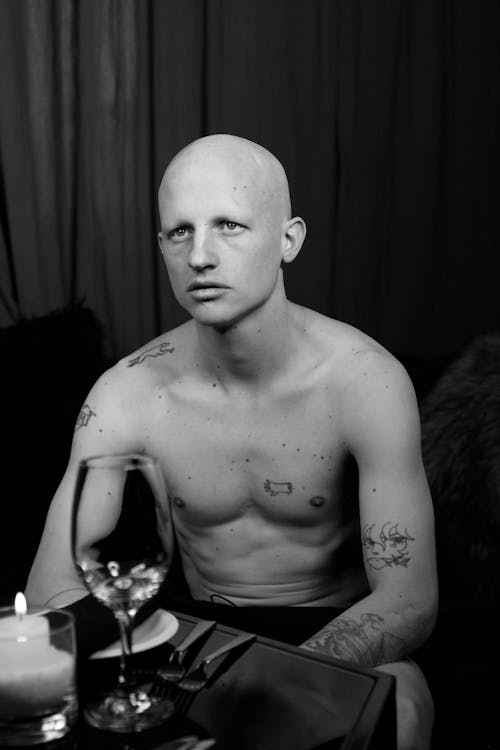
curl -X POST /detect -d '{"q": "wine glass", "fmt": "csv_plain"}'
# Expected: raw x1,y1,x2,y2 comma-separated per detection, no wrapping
71,453,175,732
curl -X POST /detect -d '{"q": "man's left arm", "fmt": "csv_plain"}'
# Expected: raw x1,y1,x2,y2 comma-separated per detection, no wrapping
301,351,438,667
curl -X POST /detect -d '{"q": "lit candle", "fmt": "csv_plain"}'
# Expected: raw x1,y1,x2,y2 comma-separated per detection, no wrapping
0,593,74,718
0,592,50,642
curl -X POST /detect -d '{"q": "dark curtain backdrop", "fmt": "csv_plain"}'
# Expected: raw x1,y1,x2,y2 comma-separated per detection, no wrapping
0,0,499,359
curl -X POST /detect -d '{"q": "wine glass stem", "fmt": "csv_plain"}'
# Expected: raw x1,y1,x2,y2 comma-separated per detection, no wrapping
115,609,137,694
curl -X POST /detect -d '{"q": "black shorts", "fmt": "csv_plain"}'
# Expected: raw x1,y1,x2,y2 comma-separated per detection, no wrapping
163,588,346,647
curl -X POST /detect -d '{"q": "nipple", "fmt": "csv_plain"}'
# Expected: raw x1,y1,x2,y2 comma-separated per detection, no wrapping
309,496,326,508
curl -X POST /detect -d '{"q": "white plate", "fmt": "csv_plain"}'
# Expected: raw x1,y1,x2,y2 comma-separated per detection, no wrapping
89,609,179,660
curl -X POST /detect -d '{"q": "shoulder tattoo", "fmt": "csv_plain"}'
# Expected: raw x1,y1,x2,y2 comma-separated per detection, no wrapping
362,522,415,570
127,341,175,367
75,404,96,432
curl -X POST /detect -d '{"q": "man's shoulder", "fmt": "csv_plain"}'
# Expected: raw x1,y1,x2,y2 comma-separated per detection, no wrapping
299,311,419,450
300,307,393,362
88,322,194,409
113,321,193,379
298,307,410,390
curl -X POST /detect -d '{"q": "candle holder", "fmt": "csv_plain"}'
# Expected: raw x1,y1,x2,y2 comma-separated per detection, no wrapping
0,605,77,746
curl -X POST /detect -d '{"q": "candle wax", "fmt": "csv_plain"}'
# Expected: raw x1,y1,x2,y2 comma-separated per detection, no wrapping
0,642,74,718
0,611,73,719
0,612,49,641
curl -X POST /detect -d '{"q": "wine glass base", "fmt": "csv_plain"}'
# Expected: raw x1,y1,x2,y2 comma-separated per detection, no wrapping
84,688,175,733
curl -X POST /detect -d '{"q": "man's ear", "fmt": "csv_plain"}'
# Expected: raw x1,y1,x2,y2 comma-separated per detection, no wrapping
281,217,306,264
157,232,166,258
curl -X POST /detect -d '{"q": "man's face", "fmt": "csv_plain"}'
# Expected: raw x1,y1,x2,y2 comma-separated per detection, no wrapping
158,151,286,329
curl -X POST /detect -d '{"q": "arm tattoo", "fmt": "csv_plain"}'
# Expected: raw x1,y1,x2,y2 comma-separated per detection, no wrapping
127,341,175,367
75,404,96,431
362,522,415,570
263,479,294,496
302,613,403,667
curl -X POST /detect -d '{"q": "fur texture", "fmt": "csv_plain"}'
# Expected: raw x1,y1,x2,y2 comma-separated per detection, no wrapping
420,333,500,605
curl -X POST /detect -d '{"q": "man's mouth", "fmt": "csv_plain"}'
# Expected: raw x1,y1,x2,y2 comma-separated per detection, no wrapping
188,281,221,291
187,280,228,291
187,281,228,299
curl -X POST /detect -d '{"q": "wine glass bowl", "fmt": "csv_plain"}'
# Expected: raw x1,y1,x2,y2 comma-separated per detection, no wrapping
71,453,175,732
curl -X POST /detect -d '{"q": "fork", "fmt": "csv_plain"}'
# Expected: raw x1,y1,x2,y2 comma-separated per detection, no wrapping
174,632,256,713
156,737,216,750
151,619,216,697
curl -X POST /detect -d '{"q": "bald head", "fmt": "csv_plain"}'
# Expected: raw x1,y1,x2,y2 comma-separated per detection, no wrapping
157,134,306,317
158,134,292,224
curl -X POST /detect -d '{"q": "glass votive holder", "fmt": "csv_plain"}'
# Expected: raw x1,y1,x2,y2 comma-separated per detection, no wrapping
0,606,77,746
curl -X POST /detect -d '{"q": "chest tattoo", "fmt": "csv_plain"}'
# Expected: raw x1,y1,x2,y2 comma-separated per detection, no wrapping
264,479,294,496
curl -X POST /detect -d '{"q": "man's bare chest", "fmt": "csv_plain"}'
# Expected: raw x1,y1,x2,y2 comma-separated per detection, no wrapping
143,388,354,528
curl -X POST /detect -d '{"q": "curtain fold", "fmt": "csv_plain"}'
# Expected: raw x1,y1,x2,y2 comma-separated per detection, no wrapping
75,0,158,355
1,0,499,359
0,0,78,320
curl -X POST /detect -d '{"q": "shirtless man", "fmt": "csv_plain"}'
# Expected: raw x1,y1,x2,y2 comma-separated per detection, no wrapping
26,134,437,750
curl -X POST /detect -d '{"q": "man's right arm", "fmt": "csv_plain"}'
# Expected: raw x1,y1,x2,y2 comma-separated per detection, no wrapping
25,365,142,607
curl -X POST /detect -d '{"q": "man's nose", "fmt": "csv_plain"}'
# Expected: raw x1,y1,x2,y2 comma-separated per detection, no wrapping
188,228,217,271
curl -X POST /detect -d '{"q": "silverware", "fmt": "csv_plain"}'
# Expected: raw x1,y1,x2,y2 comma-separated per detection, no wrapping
156,737,216,750
151,619,216,697
175,632,255,712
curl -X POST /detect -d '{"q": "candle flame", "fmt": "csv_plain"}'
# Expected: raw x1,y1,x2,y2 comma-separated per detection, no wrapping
15,591,27,619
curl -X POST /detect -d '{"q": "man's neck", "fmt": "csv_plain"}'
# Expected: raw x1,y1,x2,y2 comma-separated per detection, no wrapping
193,301,299,390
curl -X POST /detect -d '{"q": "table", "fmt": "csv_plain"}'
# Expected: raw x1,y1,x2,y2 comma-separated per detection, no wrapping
61,610,397,750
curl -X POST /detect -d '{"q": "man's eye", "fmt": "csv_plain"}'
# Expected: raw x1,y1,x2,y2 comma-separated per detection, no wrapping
167,227,190,241
220,220,242,232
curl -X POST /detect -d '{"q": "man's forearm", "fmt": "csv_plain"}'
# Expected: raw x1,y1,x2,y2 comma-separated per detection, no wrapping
300,592,433,668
